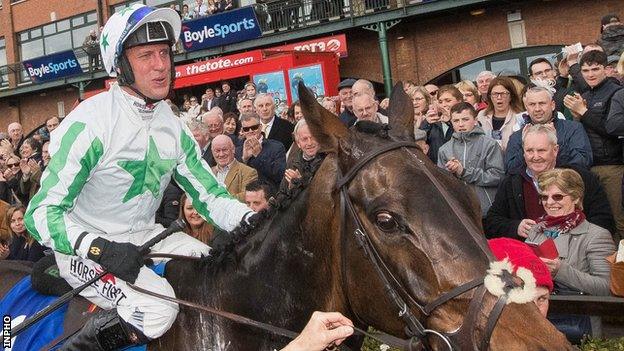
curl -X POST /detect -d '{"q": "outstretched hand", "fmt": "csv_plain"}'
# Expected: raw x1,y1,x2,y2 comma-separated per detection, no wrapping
282,311,354,351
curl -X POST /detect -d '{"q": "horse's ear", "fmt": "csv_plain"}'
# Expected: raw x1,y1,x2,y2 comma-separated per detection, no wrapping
387,81,415,142
298,82,349,152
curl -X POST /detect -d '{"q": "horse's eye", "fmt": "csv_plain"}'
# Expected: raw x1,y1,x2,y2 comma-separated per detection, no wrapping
376,211,399,232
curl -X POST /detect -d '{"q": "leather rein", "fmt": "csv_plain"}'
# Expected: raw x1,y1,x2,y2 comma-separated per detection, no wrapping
127,140,516,351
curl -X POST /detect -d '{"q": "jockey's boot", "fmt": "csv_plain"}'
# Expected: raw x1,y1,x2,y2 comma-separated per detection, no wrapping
60,309,149,351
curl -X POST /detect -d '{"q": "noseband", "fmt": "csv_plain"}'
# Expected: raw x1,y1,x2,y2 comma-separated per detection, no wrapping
337,141,515,351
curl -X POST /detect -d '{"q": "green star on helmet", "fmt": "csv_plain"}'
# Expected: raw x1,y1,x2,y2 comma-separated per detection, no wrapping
118,6,135,16
101,33,109,52
118,136,176,203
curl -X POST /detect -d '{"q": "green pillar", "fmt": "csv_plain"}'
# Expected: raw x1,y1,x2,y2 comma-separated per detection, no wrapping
378,22,392,98
78,81,85,101
363,20,400,98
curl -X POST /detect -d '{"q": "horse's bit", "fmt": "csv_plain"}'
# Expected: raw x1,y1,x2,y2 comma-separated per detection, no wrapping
337,141,516,351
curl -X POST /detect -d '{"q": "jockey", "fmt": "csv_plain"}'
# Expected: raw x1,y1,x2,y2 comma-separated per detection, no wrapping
24,4,253,350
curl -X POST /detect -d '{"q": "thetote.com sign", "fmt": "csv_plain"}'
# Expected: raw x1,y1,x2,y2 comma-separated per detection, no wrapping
23,50,83,83
181,6,262,51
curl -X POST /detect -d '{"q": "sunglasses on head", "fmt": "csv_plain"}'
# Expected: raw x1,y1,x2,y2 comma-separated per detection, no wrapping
429,90,438,96
538,193,569,202
241,124,260,132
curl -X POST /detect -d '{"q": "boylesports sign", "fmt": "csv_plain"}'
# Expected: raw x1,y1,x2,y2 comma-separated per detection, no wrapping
181,6,262,51
22,50,83,83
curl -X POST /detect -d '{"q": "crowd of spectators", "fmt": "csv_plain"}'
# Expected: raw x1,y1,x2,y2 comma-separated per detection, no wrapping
2,11,624,345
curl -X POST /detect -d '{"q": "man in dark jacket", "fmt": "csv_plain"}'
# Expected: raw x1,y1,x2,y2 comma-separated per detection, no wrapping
254,93,294,150
564,50,624,241
598,14,624,57
564,43,605,96
236,113,286,192
337,78,357,127
485,124,614,240
217,81,239,114
505,86,593,171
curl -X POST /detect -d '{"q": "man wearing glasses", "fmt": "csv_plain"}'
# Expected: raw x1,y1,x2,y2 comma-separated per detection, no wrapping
485,124,614,241
528,57,568,113
504,86,593,171
235,113,286,192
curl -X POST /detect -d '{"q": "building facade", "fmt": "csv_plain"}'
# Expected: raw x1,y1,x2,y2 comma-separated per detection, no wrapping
0,0,620,133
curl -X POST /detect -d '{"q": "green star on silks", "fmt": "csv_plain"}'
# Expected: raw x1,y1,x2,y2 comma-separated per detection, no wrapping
118,136,176,203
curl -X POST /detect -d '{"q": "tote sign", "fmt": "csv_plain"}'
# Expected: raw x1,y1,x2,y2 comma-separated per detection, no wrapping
23,50,83,83
181,7,262,51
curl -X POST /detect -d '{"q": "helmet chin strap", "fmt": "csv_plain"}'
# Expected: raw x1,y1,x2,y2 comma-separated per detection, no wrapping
121,83,161,106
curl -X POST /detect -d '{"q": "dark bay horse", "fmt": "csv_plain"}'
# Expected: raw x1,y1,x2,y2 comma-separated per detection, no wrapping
151,84,573,350
0,83,574,350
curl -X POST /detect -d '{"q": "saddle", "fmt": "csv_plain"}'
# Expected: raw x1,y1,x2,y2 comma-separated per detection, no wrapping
1,259,95,350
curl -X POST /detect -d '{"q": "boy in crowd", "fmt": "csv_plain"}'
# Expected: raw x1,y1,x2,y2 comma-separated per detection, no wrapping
437,102,504,217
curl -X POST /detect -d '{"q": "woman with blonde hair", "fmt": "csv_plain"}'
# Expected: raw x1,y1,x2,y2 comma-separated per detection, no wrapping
0,204,46,261
455,80,480,108
407,85,430,130
476,76,523,151
178,193,214,244
527,168,615,296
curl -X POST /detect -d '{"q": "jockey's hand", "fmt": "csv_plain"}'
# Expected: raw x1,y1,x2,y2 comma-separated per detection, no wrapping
87,237,143,283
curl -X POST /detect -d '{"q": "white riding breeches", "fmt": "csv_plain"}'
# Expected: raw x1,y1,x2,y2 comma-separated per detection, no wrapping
55,226,211,339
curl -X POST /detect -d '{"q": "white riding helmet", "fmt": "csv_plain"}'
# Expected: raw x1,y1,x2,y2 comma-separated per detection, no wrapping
99,4,181,85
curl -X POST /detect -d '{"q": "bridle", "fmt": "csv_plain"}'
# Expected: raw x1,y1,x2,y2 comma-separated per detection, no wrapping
337,140,516,351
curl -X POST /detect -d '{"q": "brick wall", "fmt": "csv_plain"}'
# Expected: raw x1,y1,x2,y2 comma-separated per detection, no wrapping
0,88,78,135
342,0,624,86
1,0,624,133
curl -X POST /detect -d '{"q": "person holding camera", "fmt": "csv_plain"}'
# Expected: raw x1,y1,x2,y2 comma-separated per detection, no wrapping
82,29,100,72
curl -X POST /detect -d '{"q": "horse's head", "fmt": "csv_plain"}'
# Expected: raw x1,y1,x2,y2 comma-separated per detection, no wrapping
298,83,573,350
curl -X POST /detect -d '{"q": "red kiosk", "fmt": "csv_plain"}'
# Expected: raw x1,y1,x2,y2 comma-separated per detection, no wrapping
174,50,341,104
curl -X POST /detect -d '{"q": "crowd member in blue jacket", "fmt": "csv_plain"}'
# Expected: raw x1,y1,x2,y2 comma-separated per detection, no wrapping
504,86,593,171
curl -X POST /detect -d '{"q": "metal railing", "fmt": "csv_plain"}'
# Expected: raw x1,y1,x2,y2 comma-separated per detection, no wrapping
0,0,438,89
252,0,404,33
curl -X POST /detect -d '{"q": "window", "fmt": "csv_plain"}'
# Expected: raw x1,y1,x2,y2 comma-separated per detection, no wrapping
17,11,98,83
428,45,563,86
21,39,44,60
45,32,72,55
490,58,520,76
72,17,85,27
0,38,7,88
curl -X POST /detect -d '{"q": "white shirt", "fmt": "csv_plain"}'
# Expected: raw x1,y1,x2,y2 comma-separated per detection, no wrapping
215,160,234,184
261,116,275,137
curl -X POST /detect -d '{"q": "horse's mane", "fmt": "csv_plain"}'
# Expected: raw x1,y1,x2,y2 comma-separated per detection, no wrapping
201,121,401,270
201,153,326,269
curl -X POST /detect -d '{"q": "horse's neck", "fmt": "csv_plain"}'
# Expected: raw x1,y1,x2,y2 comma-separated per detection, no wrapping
220,163,342,325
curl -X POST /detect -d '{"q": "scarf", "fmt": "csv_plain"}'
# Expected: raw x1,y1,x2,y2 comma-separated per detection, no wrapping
531,209,586,239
